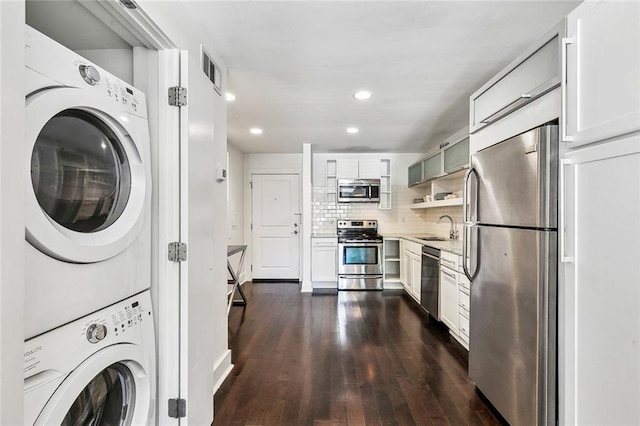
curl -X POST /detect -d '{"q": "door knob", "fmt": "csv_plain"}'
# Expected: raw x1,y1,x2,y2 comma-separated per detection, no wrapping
294,223,298,227
293,230,298,235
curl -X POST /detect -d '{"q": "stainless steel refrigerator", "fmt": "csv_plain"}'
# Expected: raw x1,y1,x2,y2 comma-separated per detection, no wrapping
463,125,558,426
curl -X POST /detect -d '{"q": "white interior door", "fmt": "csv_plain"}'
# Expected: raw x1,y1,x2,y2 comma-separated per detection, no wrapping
251,174,300,280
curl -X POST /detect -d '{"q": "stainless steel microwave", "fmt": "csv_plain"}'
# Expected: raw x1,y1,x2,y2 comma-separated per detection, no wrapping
337,179,380,203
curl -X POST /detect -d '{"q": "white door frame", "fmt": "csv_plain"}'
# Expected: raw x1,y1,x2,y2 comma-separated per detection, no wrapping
244,168,301,283
87,1,189,424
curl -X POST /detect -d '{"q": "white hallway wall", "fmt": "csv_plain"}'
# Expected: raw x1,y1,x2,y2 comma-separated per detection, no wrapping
0,1,26,424
138,1,230,423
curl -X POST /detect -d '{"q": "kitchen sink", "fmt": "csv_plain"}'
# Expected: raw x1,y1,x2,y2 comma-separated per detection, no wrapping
411,235,446,241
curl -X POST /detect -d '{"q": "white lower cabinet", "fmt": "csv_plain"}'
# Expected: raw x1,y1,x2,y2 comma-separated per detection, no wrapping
311,237,337,287
457,275,470,349
400,239,422,303
439,251,459,334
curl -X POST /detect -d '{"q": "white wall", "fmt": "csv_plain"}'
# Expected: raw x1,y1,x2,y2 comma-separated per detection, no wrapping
245,153,303,171
0,1,25,424
227,143,244,245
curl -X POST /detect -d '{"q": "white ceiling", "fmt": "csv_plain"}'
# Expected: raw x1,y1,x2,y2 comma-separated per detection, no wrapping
27,0,582,155
187,1,580,154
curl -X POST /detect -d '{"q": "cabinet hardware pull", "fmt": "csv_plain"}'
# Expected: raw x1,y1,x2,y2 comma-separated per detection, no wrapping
561,37,576,143
559,158,575,263
441,270,456,279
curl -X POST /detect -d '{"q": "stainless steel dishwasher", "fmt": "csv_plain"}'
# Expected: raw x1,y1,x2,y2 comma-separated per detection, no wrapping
421,245,440,319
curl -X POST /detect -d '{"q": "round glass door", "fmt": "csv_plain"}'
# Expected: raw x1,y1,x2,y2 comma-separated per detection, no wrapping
31,109,131,233
25,87,148,263
62,362,135,426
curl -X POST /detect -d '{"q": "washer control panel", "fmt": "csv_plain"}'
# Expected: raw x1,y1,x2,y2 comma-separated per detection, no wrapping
24,292,153,378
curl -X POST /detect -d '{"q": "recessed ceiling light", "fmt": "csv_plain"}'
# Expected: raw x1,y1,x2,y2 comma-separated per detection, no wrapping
346,127,359,134
250,127,263,135
225,92,236,101
353,90,372,101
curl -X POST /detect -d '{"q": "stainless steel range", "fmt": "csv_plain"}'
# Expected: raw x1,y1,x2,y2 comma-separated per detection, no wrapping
337,220,383,290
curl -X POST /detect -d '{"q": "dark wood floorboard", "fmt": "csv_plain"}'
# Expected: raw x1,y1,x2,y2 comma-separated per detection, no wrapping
213,283,505,426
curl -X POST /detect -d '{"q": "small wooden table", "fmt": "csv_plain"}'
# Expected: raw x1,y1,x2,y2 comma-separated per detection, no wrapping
227,245,247,313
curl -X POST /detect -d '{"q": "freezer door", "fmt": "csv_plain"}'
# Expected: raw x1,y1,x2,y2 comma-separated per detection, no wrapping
468,226,557,426
471,125,558,228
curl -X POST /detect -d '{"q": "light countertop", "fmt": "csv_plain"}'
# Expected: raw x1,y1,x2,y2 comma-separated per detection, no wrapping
312,233,338,238
379,232,463,256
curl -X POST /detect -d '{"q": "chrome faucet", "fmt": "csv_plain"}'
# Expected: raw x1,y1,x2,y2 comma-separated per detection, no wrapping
437,215,458,240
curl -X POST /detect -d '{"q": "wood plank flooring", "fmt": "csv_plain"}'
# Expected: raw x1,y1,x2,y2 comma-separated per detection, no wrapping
213,283,505,426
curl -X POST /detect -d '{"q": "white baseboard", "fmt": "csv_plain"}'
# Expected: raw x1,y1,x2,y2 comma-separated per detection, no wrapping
212,349,233,394
300,279,312,293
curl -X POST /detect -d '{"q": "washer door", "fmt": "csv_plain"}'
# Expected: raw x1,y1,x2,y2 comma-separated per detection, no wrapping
26,88,148,263
35,344,152,425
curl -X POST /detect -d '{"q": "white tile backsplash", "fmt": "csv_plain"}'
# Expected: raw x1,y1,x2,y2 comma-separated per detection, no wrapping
312,185,463,239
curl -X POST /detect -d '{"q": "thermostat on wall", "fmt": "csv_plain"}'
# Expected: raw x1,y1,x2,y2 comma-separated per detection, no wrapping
216,167,227,182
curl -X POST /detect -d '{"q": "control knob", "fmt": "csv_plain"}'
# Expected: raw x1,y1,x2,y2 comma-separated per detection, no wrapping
86,323,107,343
79,65,101,85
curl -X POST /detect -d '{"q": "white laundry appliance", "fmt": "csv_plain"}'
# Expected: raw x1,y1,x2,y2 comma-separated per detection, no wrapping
24,26,151,339
24,290,156,425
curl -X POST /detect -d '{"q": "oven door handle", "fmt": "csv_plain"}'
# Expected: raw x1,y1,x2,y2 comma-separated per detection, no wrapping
339,242,383,247
422,253,439,261
339,275,384,279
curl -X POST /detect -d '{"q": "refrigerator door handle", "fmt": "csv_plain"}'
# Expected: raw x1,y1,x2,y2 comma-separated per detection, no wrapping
462,224,479,281
463,166,478,224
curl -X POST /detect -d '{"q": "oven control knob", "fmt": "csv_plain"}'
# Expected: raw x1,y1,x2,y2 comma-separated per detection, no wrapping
86,323,107,343
79,65,101,85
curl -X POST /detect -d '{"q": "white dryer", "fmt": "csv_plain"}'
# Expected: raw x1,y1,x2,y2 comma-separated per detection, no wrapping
24,26,151,338
24,290,156,425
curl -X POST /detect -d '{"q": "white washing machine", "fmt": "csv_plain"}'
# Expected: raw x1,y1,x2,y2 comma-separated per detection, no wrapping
24,290,156,425
24,26,151,339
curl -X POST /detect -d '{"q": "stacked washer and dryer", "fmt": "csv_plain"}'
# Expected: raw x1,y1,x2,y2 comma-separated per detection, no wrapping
23,26,156,425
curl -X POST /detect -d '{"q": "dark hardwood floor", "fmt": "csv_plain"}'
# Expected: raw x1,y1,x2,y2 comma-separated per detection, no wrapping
213,283,504,426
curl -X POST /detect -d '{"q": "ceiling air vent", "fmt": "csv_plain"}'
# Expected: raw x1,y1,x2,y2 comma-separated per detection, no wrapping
201,47,222,96
119,0,137,9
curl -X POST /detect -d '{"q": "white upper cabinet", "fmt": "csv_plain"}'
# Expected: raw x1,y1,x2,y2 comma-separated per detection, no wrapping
563,1,640,146
470,23,564,133
337,159,381,179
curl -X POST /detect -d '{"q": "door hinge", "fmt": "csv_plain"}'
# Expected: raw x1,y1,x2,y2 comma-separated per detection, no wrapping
251,265,253,272
168,86,187,107
168,398,186,418
168,242,187,262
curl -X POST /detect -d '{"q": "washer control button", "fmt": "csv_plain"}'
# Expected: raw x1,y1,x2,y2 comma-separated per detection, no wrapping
79,65,101,85
86,323,107,343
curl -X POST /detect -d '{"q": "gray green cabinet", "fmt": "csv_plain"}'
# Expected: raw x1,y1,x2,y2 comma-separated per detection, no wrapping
408,128,469,187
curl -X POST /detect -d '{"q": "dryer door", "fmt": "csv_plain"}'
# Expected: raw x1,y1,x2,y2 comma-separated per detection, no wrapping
34,344,153,425
26,88,149,263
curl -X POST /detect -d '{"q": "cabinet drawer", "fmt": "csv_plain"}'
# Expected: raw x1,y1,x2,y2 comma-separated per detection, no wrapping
459,315,470,339
459,290,470,312
312,238,337,247
403,239,422,256
458,274,470,292
440,251,459,270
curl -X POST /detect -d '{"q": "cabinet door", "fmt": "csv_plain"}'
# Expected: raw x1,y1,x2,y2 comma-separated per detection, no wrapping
443,137,469,173
336,159,359,178
439,267,459,333
358,159,381,179
564,1,640,146
399,242,407,287
422,152,442,181
560,134,640,425
311,241,337,282
410,253,422,303
408,162,423,187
